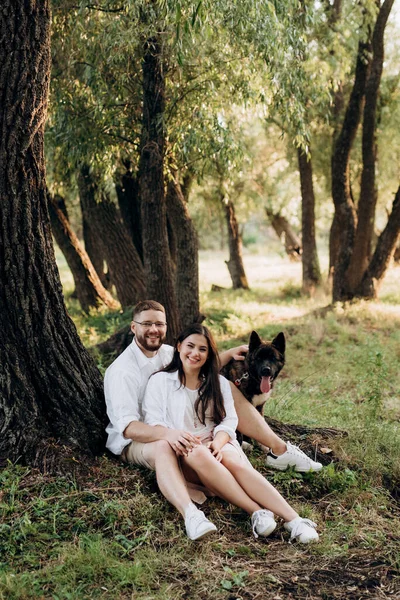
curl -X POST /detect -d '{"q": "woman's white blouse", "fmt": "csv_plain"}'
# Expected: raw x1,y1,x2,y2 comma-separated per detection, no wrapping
142,371,238,440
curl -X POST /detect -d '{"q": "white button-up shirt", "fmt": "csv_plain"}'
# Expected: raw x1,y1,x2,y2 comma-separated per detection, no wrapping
104,339,173,455
142,370,238,441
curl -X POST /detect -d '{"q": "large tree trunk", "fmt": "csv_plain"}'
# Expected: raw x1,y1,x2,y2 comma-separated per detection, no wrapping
356,185,400,299
77,166,146,308
331,36,372,302
138,36,180,342
0,0,106,467
166,177,201,328
265,208,302,261
48,194,119,312
346,0,395,293
298,148,321,295
115,163,143,261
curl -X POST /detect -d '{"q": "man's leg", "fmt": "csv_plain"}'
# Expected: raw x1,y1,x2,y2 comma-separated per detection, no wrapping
230,383,323,472
230,383,286,454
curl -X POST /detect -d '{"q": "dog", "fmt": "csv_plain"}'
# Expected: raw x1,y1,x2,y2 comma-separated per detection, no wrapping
221,330,285,446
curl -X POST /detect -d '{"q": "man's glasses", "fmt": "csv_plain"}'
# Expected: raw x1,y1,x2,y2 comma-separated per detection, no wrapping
133,320,167,329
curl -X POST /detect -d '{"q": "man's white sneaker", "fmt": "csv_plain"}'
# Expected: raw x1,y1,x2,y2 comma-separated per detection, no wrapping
251,509,276,538
266,441,323,472
184,506,217,541
284,517,319,543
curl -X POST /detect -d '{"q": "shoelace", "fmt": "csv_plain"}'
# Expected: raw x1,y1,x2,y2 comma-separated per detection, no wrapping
252,510,273,539
287,443,313,461
289,518,317,540
187,509,207,531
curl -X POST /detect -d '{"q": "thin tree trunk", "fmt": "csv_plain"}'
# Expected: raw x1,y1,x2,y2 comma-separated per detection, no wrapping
298,148,321,295
77,165,146,308
217,177,249,290
356,185,400,299
0,0,105,467
138,36,180,342
265,208,302,261
331,35,372,302
166,177,201,328
48,194,119,312
346,0,395,293
79,177,110,290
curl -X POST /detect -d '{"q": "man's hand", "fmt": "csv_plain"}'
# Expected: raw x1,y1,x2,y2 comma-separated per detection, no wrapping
164,429,201,456
219,344,248,368
229,344,249,362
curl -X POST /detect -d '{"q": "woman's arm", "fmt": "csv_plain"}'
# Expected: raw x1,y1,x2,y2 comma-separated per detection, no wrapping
142,373,200,455
213,376,239,440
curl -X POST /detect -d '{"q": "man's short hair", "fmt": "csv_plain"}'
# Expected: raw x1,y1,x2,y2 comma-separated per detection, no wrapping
132,300,165,319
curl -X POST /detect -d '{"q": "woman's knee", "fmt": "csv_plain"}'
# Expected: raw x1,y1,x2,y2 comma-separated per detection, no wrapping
184,444,215,470
222,454,248,474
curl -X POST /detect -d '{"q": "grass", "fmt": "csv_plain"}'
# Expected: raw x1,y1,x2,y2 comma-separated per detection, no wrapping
1,250,400,598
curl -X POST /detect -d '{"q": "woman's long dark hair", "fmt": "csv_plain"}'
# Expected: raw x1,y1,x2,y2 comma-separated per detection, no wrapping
162,323,226,426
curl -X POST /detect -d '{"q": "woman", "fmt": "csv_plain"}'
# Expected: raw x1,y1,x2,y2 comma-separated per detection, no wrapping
142,323,319,543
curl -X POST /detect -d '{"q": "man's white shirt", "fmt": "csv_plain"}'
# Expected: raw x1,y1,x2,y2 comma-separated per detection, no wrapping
104,339,173,455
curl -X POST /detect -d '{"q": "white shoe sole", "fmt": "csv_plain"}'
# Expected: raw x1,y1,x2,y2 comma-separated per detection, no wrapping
189,525,217,541
266,461,323,473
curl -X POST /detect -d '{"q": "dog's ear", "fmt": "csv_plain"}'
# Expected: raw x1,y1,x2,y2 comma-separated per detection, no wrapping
249,331,262,352
271,332,285,355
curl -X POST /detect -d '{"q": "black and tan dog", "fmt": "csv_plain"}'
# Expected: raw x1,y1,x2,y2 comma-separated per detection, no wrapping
221,330,285,424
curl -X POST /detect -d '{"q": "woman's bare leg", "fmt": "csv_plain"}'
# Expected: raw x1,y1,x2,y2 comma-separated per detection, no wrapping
142,440,192,517
221,452,298,522
183,445,262,514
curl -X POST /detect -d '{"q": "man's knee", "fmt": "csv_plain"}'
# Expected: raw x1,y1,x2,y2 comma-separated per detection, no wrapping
145,439,175,468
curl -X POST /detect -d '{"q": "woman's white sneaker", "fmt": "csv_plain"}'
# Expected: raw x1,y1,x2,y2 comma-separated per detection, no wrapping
184,505,217,541
251,509,276,538
266,441,323,472
284,517,319,543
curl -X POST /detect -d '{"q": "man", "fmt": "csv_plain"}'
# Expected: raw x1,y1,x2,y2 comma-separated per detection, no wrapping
105,300,322,540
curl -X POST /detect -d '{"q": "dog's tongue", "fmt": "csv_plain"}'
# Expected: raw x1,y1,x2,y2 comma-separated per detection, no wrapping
260,376,271,394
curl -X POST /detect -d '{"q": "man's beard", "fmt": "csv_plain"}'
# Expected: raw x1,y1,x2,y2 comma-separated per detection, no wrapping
135,330,166,352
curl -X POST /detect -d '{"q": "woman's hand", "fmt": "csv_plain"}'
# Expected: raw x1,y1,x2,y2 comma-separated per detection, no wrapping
164,429,201,456
206,440,224,462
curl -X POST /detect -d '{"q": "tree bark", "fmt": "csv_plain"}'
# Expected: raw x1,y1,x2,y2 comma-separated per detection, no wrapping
355,186,400,299
138,36,180,342
298,148,321,295
115,163,143,261
331,36,372,301
265,208,302,261
0,0,106,467
166,177,202,329
48,194,119,312
346,0,395,293
77,165,146,308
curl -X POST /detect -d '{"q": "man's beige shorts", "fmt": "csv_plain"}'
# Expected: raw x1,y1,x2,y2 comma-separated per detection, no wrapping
121,441,154,470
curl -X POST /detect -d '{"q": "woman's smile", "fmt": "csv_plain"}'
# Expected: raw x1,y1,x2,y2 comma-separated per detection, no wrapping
178,334,209,372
